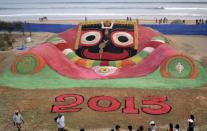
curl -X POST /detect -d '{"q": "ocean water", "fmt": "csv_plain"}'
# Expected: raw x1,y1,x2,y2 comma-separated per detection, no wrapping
0,0,207,21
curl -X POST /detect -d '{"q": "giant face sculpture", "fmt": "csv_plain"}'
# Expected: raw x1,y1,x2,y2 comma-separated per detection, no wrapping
75,20,137,61
11,20,198,80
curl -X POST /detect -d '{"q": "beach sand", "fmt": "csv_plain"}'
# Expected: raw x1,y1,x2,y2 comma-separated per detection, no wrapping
0,20,207,131
28,19,197,25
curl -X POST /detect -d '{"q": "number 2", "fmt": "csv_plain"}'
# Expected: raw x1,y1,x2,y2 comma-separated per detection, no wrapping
51,94,84,113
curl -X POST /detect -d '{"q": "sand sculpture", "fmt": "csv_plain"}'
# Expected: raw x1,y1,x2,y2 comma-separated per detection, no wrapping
11,20,198,80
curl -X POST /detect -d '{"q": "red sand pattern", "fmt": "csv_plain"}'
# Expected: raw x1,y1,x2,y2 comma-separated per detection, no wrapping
20,25,177,79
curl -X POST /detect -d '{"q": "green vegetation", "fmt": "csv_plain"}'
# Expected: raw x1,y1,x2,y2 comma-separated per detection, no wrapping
0,20,26,51
0,20,24,35
0,33,16,51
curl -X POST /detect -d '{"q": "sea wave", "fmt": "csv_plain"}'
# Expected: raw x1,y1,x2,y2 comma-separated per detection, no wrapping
165,7,207,10
0,1,207,21
1,7,207,10
1,2,207,4
0,13,207,17
0,7,165,10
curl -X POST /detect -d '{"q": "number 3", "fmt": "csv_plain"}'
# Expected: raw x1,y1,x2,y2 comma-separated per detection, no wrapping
141,96,171,115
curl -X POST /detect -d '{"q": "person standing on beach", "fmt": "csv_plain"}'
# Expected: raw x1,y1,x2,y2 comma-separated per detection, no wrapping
13,110,24,131
84,16,87,22
137,125,144,131
174,124,180,131
115,125,121,131
128,125,133,131
167,123,173,131
187,115,195,131
155,18,158,24
148,121,157,131
54,113,65,131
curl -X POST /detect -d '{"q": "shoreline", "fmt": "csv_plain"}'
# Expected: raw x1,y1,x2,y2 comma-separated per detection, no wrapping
1,13,207,21
27,19,197,25
1,16,207,25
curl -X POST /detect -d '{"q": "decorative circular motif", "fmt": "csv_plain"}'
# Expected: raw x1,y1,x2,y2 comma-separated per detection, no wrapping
160,54,198,79
93,66,118,76
80,30,102,46
111,31,133,47
100,67,110,73
11,52,45,74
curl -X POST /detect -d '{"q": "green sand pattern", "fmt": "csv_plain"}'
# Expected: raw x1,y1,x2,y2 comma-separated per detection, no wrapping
15,55,38,74
167,58,193,78
0,62,207,89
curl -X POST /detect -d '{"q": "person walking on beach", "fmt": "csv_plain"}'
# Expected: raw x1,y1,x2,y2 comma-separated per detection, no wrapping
54,113,65,131
13,110,24,131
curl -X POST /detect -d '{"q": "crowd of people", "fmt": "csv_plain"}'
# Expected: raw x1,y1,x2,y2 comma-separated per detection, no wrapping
196,19,207,24
155,17,169,24
155,17,207,25
12,110,196,131
109,116,195,131
39,16,48,22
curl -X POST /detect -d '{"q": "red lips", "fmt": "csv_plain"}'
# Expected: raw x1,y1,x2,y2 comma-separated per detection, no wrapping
83,49,129,61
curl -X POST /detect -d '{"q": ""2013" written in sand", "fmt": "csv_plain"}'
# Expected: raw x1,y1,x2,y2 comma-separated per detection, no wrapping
51,94,171,115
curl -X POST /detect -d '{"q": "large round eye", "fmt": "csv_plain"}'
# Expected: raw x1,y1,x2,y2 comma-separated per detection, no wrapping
80,30,102,46
111,31,134,47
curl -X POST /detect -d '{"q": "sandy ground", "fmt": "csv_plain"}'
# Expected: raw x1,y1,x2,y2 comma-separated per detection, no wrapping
28,19,196,25
0,23,207,131
0,87,207,131
166,35,207,60
11,32,55,48
0,32,54,71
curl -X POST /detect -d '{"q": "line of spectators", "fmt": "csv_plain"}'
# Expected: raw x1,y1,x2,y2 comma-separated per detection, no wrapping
126,16,133,21
110,116,195,131
196,19,207,24
155,17,168,24
12,110,196,131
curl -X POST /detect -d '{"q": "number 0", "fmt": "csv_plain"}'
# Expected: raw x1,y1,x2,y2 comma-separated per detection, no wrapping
88,96,121,112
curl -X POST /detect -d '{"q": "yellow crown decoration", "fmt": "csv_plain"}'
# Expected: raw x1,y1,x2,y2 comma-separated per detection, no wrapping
76,20,138,50
103,20,112,27
80,20,135,26
80,20,101,25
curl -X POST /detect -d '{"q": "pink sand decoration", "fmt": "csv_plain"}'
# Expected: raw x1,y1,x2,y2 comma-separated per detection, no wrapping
11,20,198,79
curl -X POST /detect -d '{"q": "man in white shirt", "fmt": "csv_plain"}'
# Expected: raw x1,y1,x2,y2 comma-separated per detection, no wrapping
187,115,195,131
148,121,157,131
13,110,24,131
55,113,65,131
